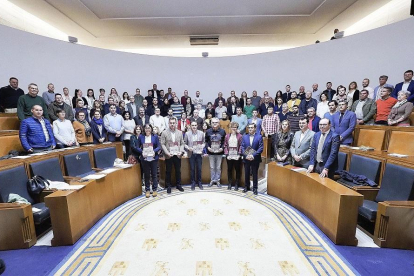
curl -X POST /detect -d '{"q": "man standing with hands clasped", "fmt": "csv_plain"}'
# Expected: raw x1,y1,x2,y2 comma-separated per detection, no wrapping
307,118,340,179
241,123,263,195
161,117,185,193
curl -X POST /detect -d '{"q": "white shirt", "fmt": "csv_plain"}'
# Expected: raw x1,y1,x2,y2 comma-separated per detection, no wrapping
229,134,238,147
150,114,166,133
402,82,410,91
316,102,329,118
249,135,254,146
122,119,136,140
53,119,75,145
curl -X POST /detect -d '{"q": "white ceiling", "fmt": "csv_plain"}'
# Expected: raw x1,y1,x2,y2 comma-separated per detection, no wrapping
3,0,410,56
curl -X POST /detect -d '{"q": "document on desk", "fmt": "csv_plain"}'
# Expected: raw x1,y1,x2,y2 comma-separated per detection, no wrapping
49,181,85,190
388,153,408,158
12,155,32,159
82,174,106,180
114,164,133,169
100,168,121,174
290,167,307,172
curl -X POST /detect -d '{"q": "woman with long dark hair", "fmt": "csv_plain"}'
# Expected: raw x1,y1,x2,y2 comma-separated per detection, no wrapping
122,111,136,158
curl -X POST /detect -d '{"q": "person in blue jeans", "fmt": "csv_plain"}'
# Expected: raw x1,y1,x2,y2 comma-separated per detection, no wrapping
184,121,205,190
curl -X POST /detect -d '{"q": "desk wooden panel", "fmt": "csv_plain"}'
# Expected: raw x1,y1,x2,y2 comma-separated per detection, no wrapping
0,114,19,130
45,165,141,246
387,131,414,155
0,130,24,156
267,163,363,245
374,201,414,249
355,129,386,150
0,203,37,251
261,137,272,160
159,157,266,187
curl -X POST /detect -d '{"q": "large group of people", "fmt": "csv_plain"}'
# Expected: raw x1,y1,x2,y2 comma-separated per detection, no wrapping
0,69,413,197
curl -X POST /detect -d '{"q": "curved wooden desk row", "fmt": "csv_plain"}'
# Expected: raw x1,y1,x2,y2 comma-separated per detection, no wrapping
267,163,363,246
0,130,24,156
0,113,20,130
0,143,141,249
158,157,266,187
353,125,414,154
45,165,141,246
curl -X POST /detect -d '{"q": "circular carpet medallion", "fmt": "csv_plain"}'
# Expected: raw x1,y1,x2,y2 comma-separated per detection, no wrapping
52,188,357,276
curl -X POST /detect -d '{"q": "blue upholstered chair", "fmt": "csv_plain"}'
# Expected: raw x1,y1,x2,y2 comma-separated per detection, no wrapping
29,157,65,182
93,147,117,169
337,154,381,187
0,166,50,225
359,163,414,221
63,151,95,178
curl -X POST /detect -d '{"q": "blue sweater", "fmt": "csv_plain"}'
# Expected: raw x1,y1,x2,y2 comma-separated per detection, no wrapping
19,117,56,151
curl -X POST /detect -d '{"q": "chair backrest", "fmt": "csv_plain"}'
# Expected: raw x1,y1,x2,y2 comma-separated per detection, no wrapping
93,147,117,169
349,154,381,183
376,163,414,202
30,158,64,182
337,152,347,171
63,151,93,177
0,166,34,204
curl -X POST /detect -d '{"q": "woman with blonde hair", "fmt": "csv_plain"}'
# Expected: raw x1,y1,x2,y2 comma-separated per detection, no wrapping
388,90,413,126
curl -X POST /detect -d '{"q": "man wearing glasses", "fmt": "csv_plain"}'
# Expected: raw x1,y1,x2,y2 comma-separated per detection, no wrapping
307,118,340,179
241,123,264,195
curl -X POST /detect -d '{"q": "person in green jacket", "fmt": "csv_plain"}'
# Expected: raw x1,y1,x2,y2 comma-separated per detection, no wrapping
243,98,256,119
17,83,49,121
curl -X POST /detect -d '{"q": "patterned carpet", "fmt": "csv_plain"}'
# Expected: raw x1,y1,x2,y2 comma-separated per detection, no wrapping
51,187,358,276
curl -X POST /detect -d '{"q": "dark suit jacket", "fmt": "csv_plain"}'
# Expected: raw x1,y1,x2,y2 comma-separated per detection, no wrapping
258,103,275,117
299,98,318,115
214,97,227,107
226,104,240,119
103,104,121,115
392,80,414,102
133,115,150,126
331,110,357,145
282,92,291,103
241,133,264,163
309,116,321,133
90,120,107,144
132,134,161,161
323,89,336,101
309,130,340,172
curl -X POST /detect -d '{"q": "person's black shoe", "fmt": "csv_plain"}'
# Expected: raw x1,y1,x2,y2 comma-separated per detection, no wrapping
227,184,231,190
177,185,184,192
234,184,239,191
191,182,196,190
242,186,250,193
253,188,258,195
167,187,171,194
198,183,204,190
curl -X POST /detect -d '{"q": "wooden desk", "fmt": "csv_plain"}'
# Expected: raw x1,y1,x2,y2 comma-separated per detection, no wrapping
387,130,414,155
374,201,414,249
45,165,141,246
267,163,363,245
0,203,37,250
355,128,387,150
158,156,266,187
0,130,24,156
0,113,20,130
261,137,272,160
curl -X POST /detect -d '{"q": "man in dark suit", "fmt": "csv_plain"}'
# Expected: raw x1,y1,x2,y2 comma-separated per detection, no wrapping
133,107,150,126
331,100,357,145
392,69,414,103
147,97,160,117
307,118,340,179
258,96,275,117
226,96,239,119
150,83,161,98
323,82,336,101
299,91,318,115
241,123,264,195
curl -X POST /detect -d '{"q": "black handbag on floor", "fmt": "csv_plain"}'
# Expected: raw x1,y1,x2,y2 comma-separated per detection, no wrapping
27,175,50,195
